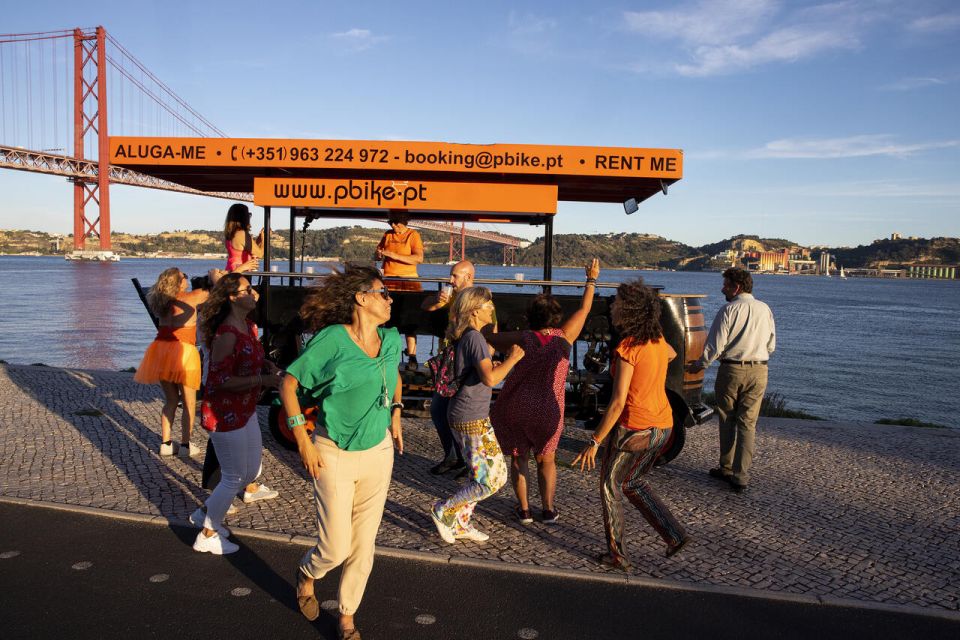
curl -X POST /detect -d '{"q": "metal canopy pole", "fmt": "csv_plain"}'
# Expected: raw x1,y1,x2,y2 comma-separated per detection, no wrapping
262,206,272,344
543,217,554,293
289,208,296,274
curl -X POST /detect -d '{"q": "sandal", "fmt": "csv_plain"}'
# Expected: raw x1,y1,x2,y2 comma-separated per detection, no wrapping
597,552,631,572
338,627,362,640
295,570,319,621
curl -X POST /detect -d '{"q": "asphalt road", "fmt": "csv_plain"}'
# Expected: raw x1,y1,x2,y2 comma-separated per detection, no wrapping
0,502,955,640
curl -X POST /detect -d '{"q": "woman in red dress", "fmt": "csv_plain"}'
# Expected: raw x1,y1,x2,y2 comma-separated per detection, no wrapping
489,259,600,525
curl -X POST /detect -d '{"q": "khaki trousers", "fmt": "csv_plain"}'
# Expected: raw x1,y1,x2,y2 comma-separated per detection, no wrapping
299,431,394,616
715,363,768,486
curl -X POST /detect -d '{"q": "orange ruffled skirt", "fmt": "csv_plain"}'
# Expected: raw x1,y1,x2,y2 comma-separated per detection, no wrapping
134,326,201,391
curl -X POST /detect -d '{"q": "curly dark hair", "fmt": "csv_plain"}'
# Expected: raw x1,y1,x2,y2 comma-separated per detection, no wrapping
527,294,563,330
299,264,382,332
722,267,753,293
198,273,247,348
613,278,663,344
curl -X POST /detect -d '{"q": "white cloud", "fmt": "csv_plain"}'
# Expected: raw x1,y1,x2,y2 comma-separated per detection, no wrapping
908,12,960,33
507,11,558,37
330,28,388,53
623,0,867,76
879,76,948,91
746,134,960,158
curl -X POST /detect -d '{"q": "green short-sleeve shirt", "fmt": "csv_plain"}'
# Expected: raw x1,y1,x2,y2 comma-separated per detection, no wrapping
286,324,402,451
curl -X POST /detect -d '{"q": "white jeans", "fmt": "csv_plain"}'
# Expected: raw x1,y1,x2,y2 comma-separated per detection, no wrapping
204,413,262,530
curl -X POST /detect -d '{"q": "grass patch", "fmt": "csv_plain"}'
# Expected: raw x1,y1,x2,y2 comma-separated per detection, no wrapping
874,417,948,429
701,391,823,420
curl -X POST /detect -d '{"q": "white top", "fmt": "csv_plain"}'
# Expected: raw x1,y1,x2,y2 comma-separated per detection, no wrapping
700,293,776,366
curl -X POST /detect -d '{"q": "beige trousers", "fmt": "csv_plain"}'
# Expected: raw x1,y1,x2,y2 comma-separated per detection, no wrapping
715,362,768,486
299,431,394,616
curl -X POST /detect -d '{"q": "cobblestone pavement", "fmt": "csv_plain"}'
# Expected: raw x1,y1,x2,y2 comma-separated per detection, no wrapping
1,364,958,611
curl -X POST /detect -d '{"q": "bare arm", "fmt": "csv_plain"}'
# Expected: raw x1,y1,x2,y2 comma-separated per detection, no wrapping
572,355,633,471
390,375,403,454
475,344,524,387
562,258,600,344
280,373,323,478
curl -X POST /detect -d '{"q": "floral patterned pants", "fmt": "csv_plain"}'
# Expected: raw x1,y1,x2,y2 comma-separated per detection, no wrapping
433,417,507,534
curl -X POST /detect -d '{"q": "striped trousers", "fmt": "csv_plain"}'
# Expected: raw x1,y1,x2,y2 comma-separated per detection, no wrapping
600,425,686,562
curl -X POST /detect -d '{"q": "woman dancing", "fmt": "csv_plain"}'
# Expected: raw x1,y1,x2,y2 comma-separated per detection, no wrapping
430,287,524,544
280,265,403,640
135,267,220,457
572,279,689,569
193,274,281,555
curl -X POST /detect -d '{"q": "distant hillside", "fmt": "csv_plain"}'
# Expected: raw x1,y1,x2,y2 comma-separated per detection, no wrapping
2,228,957,270
830,237,960,268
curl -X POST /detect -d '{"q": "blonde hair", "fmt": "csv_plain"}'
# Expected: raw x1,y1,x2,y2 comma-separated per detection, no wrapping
445,286,492,342
148,267,183,317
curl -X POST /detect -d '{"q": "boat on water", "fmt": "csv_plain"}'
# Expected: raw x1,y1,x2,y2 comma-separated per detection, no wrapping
840,265,847,279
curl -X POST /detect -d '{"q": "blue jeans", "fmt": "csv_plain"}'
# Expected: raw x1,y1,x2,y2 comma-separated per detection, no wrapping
430,393,463,463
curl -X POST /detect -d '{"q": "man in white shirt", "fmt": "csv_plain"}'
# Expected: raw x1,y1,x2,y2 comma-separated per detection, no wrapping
688,268,776,493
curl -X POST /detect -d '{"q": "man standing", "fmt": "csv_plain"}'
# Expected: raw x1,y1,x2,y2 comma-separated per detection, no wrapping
375,211,424,369
421,260,476,475
687,268,775,494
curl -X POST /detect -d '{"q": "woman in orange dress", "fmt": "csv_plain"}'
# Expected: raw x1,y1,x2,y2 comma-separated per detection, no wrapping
135,267,222,456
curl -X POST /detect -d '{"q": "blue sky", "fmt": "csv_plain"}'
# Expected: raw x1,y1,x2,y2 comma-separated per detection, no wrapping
1,0,958,248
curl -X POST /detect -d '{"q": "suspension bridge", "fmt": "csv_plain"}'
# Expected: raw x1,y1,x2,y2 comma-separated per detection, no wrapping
0,26,525,262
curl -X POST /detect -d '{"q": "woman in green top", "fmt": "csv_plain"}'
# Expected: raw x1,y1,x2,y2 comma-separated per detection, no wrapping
280,265,403,640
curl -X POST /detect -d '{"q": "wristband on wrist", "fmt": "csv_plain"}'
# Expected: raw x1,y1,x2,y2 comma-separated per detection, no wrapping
589,435,601,447
586,278,597,283
391,401,404,412
287,413,306,428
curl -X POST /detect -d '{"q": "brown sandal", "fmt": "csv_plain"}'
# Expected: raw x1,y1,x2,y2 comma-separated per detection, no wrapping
338,627,362,640
295,570,319,621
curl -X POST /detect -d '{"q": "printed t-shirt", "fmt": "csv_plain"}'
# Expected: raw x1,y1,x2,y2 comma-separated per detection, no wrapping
286,324,402,451
614,337,676,430
377,228,422,278
447,328,492,424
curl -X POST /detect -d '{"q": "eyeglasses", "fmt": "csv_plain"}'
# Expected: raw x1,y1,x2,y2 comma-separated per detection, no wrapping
480,301,495,310
364,287,392,300
236,286,254,295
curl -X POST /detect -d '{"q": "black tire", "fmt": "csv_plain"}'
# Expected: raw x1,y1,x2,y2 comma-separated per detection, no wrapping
655,422,686,466
268,404,299,451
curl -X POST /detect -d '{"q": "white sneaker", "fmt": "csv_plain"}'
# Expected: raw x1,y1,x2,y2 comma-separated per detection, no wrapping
193,531,238,555
178,442,201,458
226,502,238,515
159,442,175,456
429,506,456,544
242,485,279,503
188,507,231,538
454,526,489,542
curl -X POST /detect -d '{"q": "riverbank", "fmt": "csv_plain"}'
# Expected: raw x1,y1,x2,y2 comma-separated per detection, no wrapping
1,362,957,613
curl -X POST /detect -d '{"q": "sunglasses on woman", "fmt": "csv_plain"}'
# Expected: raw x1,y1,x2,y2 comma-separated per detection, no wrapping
364,287,392,300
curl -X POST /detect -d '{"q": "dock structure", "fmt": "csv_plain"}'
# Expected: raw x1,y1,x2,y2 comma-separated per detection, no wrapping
1,363,958,614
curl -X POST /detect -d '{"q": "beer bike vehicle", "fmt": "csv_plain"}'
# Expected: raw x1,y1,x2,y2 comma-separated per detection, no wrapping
115,137,712,464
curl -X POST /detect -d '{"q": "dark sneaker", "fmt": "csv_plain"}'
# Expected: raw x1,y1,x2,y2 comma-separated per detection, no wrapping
730,482,747,494
541,509,560,525
514,505,533,525
666,536,690,558
405,354,418,371
708,467,732,482
454,464,469,481
430,458,461,475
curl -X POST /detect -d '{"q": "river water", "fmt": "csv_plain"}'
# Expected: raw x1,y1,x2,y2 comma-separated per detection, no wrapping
0,256,957,428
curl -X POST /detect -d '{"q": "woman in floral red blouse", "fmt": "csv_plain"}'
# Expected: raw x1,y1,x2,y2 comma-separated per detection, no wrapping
193,274,282,555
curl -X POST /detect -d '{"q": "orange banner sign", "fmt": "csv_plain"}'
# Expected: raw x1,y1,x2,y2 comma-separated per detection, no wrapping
110,137,682,179
253,178,558,213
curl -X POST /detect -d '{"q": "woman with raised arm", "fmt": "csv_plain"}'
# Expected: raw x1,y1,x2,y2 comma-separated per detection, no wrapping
279,265,403,640
489,258,600,525
572,279,689,569
224,202,263,273
135,266,222,457
429,287,524,545
192,274,282,555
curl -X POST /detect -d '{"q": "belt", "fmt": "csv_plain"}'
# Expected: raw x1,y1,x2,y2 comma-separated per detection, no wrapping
720,359,767,365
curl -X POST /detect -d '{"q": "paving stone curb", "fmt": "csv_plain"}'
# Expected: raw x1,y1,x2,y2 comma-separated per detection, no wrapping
3,495,958,624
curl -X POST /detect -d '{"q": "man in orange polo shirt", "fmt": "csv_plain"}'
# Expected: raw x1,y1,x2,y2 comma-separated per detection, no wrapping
375,211,423,368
